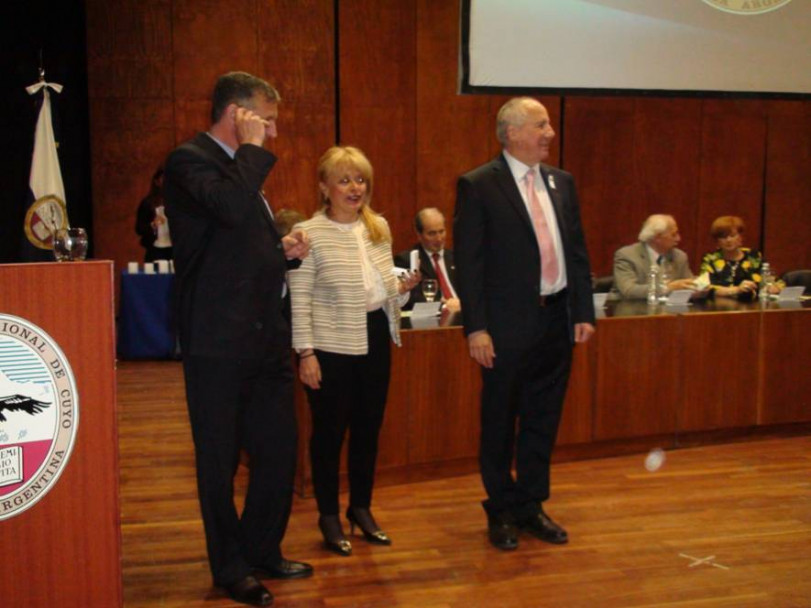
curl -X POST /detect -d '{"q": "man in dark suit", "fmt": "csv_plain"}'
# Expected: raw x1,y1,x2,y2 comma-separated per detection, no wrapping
394,207,461,311
164,72,311,607
454,97,596,551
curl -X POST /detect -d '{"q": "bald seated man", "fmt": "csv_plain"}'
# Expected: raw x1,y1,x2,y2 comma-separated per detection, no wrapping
394,207,461,312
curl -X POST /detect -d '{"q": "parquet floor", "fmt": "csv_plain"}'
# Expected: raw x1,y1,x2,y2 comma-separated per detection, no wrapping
118,361,811,607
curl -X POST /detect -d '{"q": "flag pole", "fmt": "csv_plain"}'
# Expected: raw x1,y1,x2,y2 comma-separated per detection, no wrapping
22,57,68,259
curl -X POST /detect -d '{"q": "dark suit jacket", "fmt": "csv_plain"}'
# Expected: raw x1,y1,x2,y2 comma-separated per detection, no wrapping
453,154,594,351
164,133,295,359
393,245,458,308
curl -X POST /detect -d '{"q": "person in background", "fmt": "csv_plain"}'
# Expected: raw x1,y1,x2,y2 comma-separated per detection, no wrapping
394,207,461,312
699,215,783,299
274,208,306,237
135,166,173,262
613,214,696,299
289,146,419,558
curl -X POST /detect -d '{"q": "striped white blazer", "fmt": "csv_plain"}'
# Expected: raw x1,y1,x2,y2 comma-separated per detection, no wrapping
289,213,402,355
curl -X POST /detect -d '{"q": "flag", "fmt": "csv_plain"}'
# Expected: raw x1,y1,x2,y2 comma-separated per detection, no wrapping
21,79,68,261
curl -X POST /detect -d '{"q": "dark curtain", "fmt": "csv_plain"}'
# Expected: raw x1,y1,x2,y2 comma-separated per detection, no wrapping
0,0,92,263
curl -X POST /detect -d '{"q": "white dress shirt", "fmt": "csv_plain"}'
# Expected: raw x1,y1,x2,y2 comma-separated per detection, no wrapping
503,150,567,295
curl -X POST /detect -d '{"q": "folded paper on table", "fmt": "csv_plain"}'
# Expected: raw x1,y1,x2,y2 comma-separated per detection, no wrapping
666,290,693,306
778,286,805,302
412,302,442,318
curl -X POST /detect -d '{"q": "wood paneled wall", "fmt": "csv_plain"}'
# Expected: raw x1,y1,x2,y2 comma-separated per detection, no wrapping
86,0,336,273
86,0,175,270
764,102,811,274
85,0,810,286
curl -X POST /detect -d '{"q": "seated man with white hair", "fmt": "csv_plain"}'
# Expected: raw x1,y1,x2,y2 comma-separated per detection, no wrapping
613,214,696,299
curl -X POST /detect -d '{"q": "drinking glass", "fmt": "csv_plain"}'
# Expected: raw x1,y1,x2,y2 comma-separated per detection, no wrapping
53,227,88,262
421,279,438,303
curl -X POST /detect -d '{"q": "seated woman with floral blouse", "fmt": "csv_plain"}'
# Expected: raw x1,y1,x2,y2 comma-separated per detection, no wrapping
699,216,783,299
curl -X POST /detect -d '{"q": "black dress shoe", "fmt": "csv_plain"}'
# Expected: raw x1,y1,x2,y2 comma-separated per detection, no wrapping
521,510,568,544
346,506,392,545
253,558,314,580
223,575,273,606
487,514,519,551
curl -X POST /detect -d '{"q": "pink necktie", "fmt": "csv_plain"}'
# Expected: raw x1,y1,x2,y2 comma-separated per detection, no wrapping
524,170,560,284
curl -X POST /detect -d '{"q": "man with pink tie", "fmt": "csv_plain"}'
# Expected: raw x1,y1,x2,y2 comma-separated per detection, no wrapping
454,97,596,551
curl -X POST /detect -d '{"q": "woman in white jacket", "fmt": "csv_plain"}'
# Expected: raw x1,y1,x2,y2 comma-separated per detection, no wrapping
289,146,418,556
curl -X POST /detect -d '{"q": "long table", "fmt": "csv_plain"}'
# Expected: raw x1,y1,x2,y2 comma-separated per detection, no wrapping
293,298,811,494
117,271,175,359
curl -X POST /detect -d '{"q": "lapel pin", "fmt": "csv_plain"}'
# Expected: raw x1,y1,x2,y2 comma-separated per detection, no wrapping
548,175,557,190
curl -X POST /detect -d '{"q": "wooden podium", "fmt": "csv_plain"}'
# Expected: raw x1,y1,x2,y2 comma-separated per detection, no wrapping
0,262,121,608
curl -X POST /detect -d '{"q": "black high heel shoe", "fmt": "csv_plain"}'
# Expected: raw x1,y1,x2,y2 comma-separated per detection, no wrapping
318,515,352,556
346,506,392,546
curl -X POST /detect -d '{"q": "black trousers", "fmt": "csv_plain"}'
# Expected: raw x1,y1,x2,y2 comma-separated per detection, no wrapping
305,309,391,516
182,344,297,586
479,298,573,521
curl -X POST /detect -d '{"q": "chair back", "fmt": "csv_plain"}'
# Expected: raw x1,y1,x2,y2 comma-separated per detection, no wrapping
592,275,615,293
781,269,811,290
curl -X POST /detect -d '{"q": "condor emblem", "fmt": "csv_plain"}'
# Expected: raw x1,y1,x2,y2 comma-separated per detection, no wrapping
0,313,79,520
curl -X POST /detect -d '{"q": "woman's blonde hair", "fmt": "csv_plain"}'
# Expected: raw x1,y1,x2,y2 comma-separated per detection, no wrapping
317,146,390,244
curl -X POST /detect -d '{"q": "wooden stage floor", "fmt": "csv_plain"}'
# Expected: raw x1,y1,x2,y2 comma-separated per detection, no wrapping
118,361,811,608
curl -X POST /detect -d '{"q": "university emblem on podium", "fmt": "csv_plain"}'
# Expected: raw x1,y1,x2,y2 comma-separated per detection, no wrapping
0,314,79,520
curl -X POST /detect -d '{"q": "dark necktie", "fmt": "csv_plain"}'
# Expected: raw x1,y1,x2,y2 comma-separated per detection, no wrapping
432,252,453,300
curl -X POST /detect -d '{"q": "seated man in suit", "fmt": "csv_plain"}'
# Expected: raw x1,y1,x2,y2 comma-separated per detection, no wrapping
394,207,461,311
613,214,696,299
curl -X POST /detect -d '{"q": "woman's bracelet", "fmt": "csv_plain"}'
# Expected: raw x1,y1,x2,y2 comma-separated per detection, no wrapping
299,352,315,360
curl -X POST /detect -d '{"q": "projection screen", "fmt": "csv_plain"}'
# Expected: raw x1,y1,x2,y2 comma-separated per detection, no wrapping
461,0,811,96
